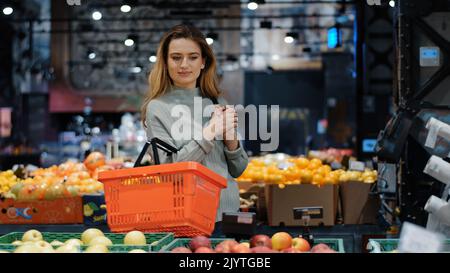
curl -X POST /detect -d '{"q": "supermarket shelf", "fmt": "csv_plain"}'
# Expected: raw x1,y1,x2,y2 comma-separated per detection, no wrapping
0,223,386,253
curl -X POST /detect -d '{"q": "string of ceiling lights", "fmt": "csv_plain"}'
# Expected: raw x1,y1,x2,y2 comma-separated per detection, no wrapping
0,0,363,75
2,0,357,48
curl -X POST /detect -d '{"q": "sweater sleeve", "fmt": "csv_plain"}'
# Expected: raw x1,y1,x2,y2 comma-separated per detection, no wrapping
217,97,249,178
145,100,215,164
224,141,249,178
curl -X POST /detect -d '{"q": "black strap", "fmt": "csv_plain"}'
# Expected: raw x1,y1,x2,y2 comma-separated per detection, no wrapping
134,138,179,167
210,97,219,105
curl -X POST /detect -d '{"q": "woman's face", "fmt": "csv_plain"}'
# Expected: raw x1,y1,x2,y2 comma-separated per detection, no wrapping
167,38,205,89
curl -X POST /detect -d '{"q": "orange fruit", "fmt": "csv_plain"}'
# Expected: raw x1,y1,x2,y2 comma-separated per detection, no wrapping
312,174,325,186
295,158,309,169
84,152,106,171
299,169,313,183
316,165,332,176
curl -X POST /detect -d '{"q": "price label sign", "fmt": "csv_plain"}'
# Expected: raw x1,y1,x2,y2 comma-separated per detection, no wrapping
398,222,445,253
349,160,365,172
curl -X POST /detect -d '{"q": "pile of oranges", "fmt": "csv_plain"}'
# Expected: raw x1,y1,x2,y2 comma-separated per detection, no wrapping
1,152,111,201
0,170,20,195
237,155,377,188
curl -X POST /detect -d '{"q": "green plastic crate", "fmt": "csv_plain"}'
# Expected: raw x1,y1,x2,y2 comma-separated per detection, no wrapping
160,238,345,253
0,232,174,252
367,239,450,253
314,238,345,253
0,243,152,253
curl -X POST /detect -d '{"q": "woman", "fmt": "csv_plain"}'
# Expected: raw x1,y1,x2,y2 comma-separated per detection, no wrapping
141,24,249,225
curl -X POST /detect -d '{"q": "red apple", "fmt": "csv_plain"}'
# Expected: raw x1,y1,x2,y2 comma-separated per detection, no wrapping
282,247,303,253
215,240,238,253
250,234,272,249
171,247,192,253
250,246,277,253
311,243,331,253
292,237,311,252
271,232,292,251
195,247,215,253
189,236,211,251
318,249,337,253
231,243,251,253
214,246,227,253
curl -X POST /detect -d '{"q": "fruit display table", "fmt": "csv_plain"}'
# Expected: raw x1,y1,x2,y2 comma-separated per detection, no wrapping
0,223,386,253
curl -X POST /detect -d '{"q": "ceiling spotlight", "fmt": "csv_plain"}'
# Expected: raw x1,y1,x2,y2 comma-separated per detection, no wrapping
284,32,298,44
206,32,218,45
284,36,294,44
125,38,134,46
389,0,395,7
92,11,102,21
124,39,134,46
124,34,137,47
247,2,258,10
149,55,157,63
120,4,131,13
3,7,13,16
88,51,96,60
130,65,142,73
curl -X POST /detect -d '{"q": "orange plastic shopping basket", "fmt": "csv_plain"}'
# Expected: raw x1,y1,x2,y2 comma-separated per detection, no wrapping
98,138,228,237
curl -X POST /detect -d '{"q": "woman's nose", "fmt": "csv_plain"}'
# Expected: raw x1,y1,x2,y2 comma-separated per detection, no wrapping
181,57,188,67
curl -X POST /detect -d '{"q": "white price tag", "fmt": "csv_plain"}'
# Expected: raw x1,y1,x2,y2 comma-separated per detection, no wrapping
398,222,445,253
349,160,365,172
237,216,253,224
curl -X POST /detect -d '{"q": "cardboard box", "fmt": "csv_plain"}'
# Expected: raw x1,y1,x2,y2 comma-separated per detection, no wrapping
340,182,377,224
265,184,338,226
0,197,83,224
82,194,107,226
237,182,264,193
238,182,267,222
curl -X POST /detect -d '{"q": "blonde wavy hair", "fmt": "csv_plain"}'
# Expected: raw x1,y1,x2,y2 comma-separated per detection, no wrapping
141,24,221,126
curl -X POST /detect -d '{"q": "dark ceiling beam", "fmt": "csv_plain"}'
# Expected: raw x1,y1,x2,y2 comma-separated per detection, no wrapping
5,13,354,23
31,24,354,34
90,0,355,9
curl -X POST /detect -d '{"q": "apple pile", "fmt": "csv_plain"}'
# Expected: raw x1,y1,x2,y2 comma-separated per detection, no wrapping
170,232,337,253
1,228,149,253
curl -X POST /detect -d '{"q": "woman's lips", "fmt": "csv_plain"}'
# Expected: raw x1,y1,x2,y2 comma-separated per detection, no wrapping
178,72,191,76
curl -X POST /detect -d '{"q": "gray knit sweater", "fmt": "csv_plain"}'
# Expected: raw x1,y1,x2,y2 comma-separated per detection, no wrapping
145,87,249,222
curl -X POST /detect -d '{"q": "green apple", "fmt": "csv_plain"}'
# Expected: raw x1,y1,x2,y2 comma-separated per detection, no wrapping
124,231,147,246
81,228,104,245
14,244,42,253
44,184,65,200
56,244,81,253
11,240,23,246
34,241,55,253
50,240,64,247
89,236,112,246
22,230,43,242
128,249,147,253
64,239,83,247
84,245,109,253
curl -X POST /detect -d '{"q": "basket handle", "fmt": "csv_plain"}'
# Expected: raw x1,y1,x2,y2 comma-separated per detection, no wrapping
134,137,178,167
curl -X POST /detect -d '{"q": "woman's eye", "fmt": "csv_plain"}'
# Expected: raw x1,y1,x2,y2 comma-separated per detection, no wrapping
172,57,181,61
190,56,198,60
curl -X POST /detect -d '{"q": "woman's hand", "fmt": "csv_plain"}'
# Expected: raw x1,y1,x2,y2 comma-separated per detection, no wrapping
203,106,226,141
223,107,239,151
